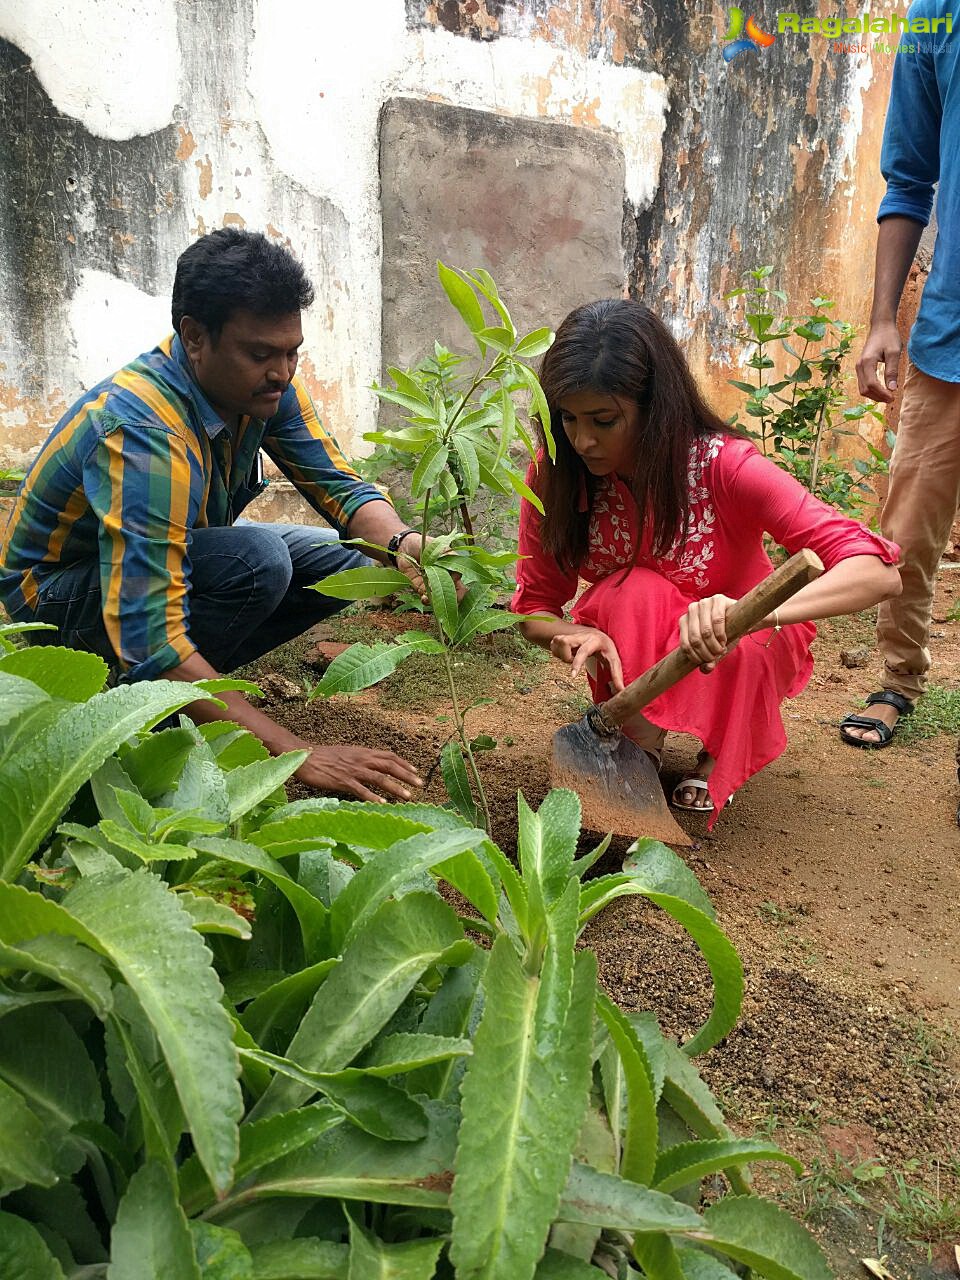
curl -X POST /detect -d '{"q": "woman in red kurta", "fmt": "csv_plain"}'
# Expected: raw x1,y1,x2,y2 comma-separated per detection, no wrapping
512,300,902,825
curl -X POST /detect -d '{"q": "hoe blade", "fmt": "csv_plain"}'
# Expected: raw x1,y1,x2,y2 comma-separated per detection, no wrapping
551,716,692,848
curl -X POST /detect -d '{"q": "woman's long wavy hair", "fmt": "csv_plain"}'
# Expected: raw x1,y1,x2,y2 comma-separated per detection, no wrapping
535,299,736,572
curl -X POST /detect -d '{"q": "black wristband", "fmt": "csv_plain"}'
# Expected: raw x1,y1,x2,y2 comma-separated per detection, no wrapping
386,528,418,566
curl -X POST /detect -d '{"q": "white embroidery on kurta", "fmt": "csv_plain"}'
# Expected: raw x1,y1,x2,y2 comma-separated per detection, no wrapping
581,435,727,591
657,435,727,591
584,475,634,577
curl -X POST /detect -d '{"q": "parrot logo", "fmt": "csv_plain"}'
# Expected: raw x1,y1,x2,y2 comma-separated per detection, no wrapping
723,6,776,60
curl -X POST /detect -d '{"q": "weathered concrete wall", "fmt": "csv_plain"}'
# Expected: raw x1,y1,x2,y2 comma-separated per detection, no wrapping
625,0,893,416
0,0,894,477
380,98,626,374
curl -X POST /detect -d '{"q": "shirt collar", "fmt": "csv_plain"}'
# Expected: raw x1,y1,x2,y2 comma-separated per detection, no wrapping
170,334,231,439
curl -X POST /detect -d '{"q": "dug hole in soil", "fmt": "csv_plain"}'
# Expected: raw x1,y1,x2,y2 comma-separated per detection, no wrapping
255,574,960,1278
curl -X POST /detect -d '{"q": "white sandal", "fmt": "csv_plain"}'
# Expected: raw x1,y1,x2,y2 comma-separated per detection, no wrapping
670,777,715,812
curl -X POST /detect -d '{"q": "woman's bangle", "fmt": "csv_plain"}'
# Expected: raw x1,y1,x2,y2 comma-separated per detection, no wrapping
763,609,782,648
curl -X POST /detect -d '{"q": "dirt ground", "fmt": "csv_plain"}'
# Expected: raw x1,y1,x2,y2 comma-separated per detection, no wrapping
255,573,960,1278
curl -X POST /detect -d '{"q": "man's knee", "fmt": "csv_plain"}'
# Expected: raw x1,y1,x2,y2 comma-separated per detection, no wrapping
190,525,295,607
244,527,296,579
277,524,373,584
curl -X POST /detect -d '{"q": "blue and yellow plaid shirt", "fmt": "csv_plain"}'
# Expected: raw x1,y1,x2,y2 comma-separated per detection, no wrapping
0,335,388,679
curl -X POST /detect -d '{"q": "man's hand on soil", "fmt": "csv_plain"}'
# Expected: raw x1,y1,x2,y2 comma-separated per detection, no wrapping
295,744,423,804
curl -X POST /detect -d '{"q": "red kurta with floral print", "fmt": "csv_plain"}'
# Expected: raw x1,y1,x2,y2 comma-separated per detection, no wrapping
512,435,900,823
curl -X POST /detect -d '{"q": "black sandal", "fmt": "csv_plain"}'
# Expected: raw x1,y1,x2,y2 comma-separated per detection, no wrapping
839,690,914,750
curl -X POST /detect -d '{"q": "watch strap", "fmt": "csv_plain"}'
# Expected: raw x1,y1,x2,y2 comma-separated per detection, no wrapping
386,528,418,566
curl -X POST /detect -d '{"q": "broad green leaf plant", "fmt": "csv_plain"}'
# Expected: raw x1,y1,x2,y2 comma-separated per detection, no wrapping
308,264,555,835
726,266,891,521
0,633,834,1278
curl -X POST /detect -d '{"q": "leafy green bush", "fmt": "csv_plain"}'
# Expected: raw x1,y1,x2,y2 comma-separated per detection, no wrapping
0,632,833,1278
726,266,891,520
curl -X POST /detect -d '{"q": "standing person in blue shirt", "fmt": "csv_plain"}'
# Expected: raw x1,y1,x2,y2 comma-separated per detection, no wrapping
1,228,424,803
840,4,960,808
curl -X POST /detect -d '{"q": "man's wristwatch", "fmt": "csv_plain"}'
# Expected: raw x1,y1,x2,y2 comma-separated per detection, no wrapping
386,528,419,566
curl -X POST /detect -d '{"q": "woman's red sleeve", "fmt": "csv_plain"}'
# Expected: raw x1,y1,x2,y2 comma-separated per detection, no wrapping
510,462,579,617
719,440,901,570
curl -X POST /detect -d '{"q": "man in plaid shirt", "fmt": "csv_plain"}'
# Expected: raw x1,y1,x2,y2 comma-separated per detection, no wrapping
0,229,422,802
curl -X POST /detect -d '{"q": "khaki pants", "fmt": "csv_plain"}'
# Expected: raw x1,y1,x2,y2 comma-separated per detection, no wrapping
877,360,960,700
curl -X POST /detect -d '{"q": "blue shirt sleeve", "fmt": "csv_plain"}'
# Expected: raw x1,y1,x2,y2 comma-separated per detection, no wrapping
878,36,943,226
262,376,392,534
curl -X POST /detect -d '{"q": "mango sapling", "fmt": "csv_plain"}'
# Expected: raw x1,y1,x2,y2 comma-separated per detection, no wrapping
308,263,556,832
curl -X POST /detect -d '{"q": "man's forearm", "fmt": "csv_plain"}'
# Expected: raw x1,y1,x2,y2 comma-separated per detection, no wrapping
346,498,421,561
165,650,309,756
870,215,925,325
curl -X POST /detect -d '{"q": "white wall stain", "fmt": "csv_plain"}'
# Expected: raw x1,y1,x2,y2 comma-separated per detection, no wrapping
832,50,875,193
0,0,180,140
67,270,171,390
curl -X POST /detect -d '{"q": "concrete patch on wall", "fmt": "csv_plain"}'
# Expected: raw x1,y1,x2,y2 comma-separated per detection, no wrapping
380,97,626,372
398,27,665,208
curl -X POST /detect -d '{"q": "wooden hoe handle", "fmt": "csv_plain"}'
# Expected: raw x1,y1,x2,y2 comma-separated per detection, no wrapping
597,547,824,730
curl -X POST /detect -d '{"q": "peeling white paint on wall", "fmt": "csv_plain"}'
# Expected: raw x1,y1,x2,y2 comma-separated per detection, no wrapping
832,51,875,191
249,0,667,451
402,31,668,208
251,5,666,210
0,0,180,140
67,270,171,390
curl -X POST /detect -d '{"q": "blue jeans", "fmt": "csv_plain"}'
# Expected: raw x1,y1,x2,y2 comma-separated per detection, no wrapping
31,522,370,675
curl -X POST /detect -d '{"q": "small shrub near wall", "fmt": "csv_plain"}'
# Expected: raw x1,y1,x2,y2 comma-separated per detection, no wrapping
726,266,891,524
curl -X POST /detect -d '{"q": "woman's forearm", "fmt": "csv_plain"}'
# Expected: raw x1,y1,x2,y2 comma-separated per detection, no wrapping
773,555,901,626
518,613,565,649
518,555,899,653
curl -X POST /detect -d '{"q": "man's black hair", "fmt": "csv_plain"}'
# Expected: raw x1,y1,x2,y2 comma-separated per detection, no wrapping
171,227,315,339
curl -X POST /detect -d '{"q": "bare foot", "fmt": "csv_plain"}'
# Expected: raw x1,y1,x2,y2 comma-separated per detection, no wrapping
672,750,716,809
